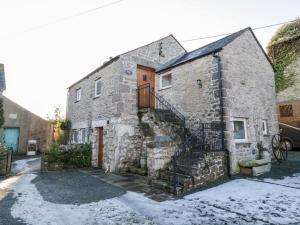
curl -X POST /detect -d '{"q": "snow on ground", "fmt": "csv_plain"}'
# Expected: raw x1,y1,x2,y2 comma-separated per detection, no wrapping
119,178,300,225
262,173,300,188
11,157,40,174
9,172,300,225
11,174,154,225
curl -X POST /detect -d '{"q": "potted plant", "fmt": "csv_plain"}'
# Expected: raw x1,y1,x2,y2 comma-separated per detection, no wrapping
257,142,270,159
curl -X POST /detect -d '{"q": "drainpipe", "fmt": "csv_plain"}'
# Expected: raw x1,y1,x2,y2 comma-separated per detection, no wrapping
213,52,231,177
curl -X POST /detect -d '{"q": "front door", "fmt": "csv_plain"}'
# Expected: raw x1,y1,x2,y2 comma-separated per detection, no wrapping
137,65,155,108
97,127,104,168
3,128,20,154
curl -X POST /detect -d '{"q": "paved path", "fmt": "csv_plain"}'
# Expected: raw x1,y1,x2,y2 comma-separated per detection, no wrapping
80,169,175,202
0,153,300,225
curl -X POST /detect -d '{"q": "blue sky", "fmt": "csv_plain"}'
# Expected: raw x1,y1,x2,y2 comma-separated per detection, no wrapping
0,0,299,118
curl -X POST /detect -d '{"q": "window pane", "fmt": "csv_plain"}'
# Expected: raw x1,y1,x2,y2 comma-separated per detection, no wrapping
234,121,245,139
279,104,293,117
262,120,268,134
82,129,86,143
76,89,81,101
162,74,171,87
96,81,101,96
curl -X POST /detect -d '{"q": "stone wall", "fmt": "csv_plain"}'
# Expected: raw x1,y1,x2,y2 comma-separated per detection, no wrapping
177,151,227,187
140,111,182,178
67,35,186,172
0,95,52,154
221,30,278,173
156,54,221,129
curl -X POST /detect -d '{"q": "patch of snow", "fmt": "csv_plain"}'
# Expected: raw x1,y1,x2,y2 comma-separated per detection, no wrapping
11,174,153,225
0,176,21,190
8,170,300,225
263,173,300,188
11,157,40,174
119,179,300,225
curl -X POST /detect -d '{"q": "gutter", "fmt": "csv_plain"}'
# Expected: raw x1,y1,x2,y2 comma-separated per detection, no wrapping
213,52,231,177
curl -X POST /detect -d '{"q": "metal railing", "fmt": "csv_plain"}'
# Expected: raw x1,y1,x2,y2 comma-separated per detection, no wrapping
137,84,224,192
137,83,185,129
171,122,223,192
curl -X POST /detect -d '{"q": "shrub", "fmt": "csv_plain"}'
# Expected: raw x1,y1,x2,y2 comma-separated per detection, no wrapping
61,144,92,168
0,143,7,160
45,143,91,168
60,119,72,130
46,142,61,163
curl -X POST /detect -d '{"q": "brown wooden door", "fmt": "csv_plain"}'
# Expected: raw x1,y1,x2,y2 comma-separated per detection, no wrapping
137,65,155,108
97,127,104,168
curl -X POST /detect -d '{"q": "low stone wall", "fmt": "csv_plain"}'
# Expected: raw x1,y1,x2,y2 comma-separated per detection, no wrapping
177,151,228,187
147,146,177,178
140,111,182,178
193,151,227,186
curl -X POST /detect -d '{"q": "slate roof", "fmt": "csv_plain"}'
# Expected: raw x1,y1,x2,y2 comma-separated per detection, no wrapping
156,27,251,73
0,64,6,92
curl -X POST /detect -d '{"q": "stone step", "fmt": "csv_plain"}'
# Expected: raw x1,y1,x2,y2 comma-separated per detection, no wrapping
159,170,193,188
128,165,147,176
150,179,183,195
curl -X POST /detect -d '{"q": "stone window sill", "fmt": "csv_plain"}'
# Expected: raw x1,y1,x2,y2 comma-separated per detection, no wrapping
93,96,100,100
158,86,172,91
235,141,251,145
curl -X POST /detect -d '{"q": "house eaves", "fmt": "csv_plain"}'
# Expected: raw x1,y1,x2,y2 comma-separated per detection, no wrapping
156,27,252,73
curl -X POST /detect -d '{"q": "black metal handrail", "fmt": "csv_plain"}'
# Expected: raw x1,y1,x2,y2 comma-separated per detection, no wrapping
137,83,185,128
171,122,222,192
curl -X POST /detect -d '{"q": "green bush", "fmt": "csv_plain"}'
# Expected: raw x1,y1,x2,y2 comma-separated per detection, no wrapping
60,119,72,130
61,144,91,168
46,142,61,163
0,143,7,160
45,143,91,168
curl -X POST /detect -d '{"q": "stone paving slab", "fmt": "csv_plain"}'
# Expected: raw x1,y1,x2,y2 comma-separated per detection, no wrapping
80,169,175,202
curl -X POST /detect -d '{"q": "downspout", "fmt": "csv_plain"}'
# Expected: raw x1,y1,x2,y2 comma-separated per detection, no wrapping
213,52,231,177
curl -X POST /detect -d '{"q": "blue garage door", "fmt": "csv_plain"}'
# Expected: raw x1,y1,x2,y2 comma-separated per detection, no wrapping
3,128,20,154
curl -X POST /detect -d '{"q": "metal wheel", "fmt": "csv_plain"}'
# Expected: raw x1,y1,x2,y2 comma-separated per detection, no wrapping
272,134,288,162
280,141,288,161
282,139,293,151
272,134,284,162
272,134,282,162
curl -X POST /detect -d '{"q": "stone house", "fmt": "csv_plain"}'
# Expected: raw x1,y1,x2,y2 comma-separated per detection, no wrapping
0,64,52,155
67,28,278,190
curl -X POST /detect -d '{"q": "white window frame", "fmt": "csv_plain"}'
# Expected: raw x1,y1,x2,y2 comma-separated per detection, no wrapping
76,88,81,102
72,130,78,144
95,79,101,97
159,73,172,90
262,120,268,135
232,118,248,143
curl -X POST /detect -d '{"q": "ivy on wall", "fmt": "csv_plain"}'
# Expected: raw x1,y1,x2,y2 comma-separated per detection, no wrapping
267,18,300,93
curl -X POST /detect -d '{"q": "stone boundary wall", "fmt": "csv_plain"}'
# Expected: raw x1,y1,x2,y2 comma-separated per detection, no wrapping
193,151,227,187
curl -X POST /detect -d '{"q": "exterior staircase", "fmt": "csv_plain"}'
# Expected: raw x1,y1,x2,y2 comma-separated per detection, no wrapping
137,84,227,195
